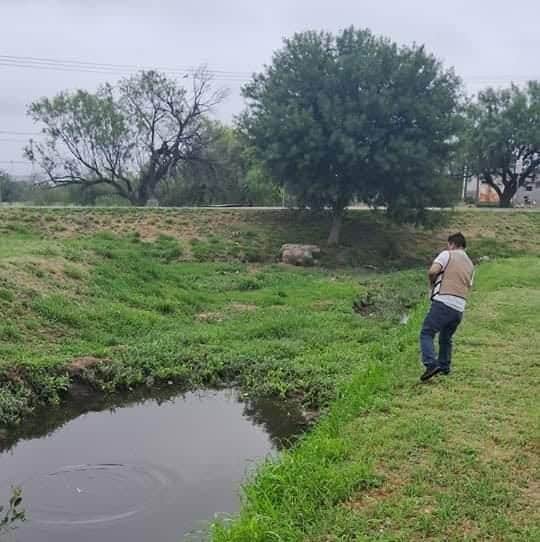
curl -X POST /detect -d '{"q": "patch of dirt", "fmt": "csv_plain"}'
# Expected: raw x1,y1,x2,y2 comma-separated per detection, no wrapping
196,311,224,323
452,518,481,538
521,479,540,503
0,263,54,294
0,257,87,295
343,471,406,512
136,223,190,241
311,300,336,311
30,257,66,275
229,302,257,312
67,356,111,376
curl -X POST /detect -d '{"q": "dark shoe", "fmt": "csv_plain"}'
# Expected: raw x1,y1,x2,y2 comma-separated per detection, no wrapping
439,369,450,375
420,366,441,382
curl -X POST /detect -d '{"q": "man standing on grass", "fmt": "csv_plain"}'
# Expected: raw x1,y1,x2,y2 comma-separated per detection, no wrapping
420,232,474,382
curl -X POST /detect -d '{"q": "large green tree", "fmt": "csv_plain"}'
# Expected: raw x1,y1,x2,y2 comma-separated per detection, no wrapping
25,70,226,206
241,27,462,244
465,82,540,207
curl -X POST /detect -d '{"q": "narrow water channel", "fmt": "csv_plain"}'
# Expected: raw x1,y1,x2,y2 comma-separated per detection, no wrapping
0,388,306,541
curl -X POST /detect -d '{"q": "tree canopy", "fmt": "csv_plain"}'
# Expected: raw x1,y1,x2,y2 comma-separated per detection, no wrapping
241,27,462,244
465,82,540,207
25,70,226,206
158,122,281,207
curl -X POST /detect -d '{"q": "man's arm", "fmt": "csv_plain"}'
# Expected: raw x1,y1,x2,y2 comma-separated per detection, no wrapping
429,250,449,285
428,262,443,286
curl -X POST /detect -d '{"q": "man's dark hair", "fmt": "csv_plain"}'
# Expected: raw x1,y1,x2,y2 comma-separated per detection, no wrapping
448,232,466,248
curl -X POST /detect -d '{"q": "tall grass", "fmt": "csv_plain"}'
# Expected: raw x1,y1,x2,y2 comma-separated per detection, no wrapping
212,258,540,541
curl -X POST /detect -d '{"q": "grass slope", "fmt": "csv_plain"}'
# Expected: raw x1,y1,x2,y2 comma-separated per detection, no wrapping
1,208,539,268
211,257,540,541
1,208,538,539
1,208,539,430
0,229,424,426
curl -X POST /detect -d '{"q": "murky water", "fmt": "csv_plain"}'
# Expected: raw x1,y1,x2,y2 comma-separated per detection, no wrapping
0,388,306,541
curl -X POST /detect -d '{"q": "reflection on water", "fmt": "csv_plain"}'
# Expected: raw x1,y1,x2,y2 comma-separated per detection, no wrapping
0,388,306,542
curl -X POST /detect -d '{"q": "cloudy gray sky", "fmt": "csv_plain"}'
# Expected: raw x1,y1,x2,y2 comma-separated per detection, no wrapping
1,0,538,176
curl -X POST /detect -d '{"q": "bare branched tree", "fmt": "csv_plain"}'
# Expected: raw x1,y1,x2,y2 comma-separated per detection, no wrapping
25,69,228,205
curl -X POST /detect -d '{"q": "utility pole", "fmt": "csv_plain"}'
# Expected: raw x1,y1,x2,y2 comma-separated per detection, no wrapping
30,140,35,178
461,165,468,201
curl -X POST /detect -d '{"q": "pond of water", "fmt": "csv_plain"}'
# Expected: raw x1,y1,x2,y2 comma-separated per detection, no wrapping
0,387,306,541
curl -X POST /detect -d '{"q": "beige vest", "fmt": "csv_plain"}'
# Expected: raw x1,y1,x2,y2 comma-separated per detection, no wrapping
431,251,474,300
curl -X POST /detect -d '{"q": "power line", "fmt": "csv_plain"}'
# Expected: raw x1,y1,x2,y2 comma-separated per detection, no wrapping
0,54,253,77
0,54,251,82
1,53,538,84
0,61,248,82
1,60,535,88
0,55,250,77
0,62,248,83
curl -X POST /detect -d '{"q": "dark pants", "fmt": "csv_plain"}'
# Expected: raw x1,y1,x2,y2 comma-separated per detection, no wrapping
420,301,463,371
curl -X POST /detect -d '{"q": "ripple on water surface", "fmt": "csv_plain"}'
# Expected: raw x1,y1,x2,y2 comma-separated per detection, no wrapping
0,388,306,542
23,463,177,526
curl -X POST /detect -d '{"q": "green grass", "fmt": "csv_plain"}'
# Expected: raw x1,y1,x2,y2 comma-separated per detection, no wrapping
211,257,540,541
1,207,540,269
0,227,426,425
0,208,538,538
0,208,539,427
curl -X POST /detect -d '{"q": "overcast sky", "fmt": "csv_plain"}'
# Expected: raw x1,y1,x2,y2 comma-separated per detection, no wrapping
1,0,538,176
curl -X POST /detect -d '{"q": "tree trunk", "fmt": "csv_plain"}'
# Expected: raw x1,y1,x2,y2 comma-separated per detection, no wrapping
129,193,149,206
484,175,516,208
327,210,344,246
133,174,158,207
499,187,516,208
135,187,152,207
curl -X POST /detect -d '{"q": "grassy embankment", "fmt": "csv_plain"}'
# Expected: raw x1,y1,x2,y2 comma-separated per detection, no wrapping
212,256,540,541
0,208,538,431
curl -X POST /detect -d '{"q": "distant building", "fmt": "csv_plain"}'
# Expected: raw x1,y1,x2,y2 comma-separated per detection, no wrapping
464,176,539,206
516,180,540,206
